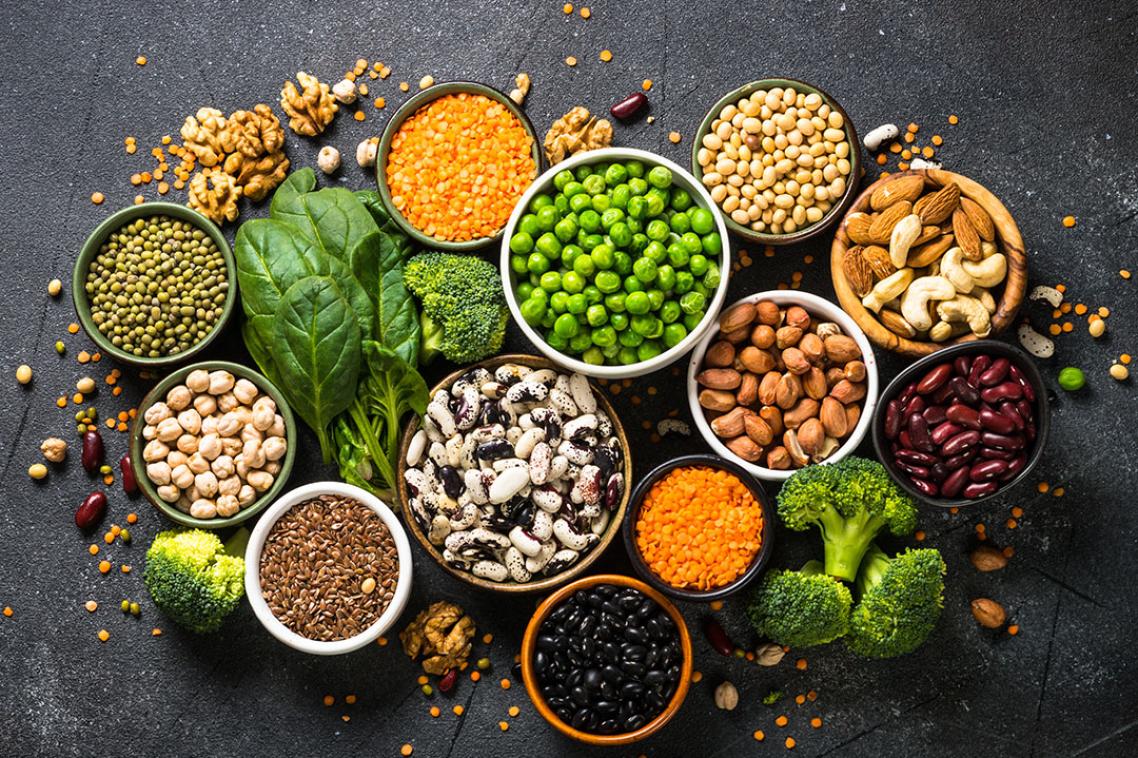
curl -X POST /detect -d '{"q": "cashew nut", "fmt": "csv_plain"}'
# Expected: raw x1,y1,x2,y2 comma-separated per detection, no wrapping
861,267,915,312
974,286,997,314
937,294,992,337
961,253,1007,288
929,321,954,342
889,214,923,268
940,247,974,294
900,276,956,331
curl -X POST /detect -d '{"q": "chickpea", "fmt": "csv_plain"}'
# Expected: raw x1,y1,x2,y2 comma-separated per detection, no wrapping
207,370,235,396
187,452,210,475
246,470,274,492
268,415,286,439
157,484,181,503
233,406,253,426
216,495,240,518
211,455,235,479
200,415,219,436
155,417,182,442
216,392,239,413
221,437,243,458
167,450,189,469
142,424,157,441
237,484,257,505
190,499,217,519
176,433,200,455
263,460,282,476
40,437,68,463
235,455,250,480
233,379,259,405
143,439,170,463
185,370,210,393
198,433,222,461
244,444,267,470
193,393,217,417
217,475,241,497
171,464,195,489
194,471,219,498
165,385,192,411
176,409,202,435
241,424,263,443
144,402,172,426
146,461,173,486
252,404,275,432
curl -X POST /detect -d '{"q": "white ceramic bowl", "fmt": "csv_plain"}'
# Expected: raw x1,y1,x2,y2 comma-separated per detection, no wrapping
686,291,879,482
245,481,414,655
501,147,732,379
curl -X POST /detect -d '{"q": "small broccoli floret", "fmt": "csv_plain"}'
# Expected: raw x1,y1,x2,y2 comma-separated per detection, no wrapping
403,253,508,364
143,529,246,634
776,456,918,581
846,544,946,658
747,561,852,648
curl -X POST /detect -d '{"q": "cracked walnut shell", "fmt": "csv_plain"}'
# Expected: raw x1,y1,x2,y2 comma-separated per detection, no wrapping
544,106,613,165
180,107,235,167
399,601,476,675
188,169,241,224
280,71,338,137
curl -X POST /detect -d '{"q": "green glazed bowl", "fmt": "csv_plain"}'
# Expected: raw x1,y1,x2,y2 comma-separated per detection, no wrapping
691,78,862,246
130,361,297,530
73,202,238,368
376,81,543,252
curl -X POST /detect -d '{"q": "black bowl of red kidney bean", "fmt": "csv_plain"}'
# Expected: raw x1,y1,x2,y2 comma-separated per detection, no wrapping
872,341,1049,507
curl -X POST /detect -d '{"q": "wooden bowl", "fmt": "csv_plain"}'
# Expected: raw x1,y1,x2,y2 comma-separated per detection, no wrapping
830,169,1027,357
520,573,693,745
396,354,633,593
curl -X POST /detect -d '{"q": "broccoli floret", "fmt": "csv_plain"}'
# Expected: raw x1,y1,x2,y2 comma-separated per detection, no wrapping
143,529,247,634
403,253,508,364
846,544,946,658
747,561,852,648
776,456,918,581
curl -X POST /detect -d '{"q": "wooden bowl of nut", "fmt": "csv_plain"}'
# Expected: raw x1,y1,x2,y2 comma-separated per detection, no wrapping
396,354,633,594
691,78,861,245
830,169,1027,357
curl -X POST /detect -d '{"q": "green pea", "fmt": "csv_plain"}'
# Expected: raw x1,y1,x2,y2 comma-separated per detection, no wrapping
554,194,570,214
553,169,574,191
689,254,709,276
646,220,669,242
631,314,661,338
569,332,593,353
624,160,645,178
546,331,569,351
577,209,600,233
591,324,617,347
605,163,628,186
586,304,608,327
536,205,560,231
656,264,676,292
574,164,593,182
563,181,585,197
633,257,658,283
703,262,722,289
531,194,554,211
527,252,551,275
520,297,546,326
610,311,629,331
541,310,557,329
646,289,665,310
567,293,588,314
509,231,534,254
518,215,540,237
583,174,606,195
550,291,570,313
553,313,580,338
660,300,681,323
582,346,605,365
629,233,648,255
562,271,585,294
601,208,624,230
583,285,602,305
562,247,580,269
680,232,703,255
628,177,648,196
644,192,665,217
602,343,621,359
663,323,688,348
536,232,562,258
670,188,692,211
637,340,663,361
690,207,715,235
626,217,643,235
640,241,665,265
605,223,629,249
680,291,706,314
591,244,614,271
1058,366,1086,391
614,251,633,275
623,275,644,293
569,192,593,213
625,291,651,315
573,253,596,277
610,184,631,210
702,232,722,257
517,282,536,300
683,311,704,330
581,233,604,251
604,292,627,313
591,193,611,213
555,216,578,243
669,211,691,235
539,271,562,292
626,195,648,219
618,346,639,364
667,242,690,268
619,329,643,348
510,255,528,275
647,165,673,189
595,270,622,293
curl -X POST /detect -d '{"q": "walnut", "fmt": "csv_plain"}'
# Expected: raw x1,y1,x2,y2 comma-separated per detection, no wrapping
188,169,241,224
227,104,285,158
180,107,234,167
399,601,476,675
280,71,338,137
543,106,613,165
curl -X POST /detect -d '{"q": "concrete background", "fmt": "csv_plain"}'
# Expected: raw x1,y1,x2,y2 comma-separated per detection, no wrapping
1,1,1135,756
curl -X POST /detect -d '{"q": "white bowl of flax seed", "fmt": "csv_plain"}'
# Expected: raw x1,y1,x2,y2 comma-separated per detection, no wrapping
245,481,414,655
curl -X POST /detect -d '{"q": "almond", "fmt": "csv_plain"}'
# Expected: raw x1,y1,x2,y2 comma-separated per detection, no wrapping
823,334,861,363
736,373,759,407
739,346,776,374
970,598,1007,629
698,388,736,412
830,379,866,405
843,245,874,297
710,407,748,438
845,212,875,245
799,333,824,364
868,200,913,244
960,196,995,241
914,224,942,247
782,398,820,429
969,545,1009,572
726,435,763,462
820,397,848,437
906,233,954,268
869,174,925,211
743,413,774,446
775,326,804,349
953,207,982,261
797,418,825,455
802,366,828,400
757,371,781,406
759,406,783,436
696,368,742,390
862,245,897,280
704,340,736,368
879,309,917,338
719,302,757,333
775,372,802,409
782,347,811,376
766,445,791,469
750,324,776,349
914,182,960,225
755,300,782,326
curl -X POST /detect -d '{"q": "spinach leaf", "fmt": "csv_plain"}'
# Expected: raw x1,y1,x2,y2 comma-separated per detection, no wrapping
271,276,363,460
355,190,416,261
241,315,278,376
269,167,317,219
272,186,378,266
349,232,420,365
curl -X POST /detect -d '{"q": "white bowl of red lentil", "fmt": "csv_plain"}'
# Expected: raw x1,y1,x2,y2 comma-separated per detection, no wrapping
245,481,413,655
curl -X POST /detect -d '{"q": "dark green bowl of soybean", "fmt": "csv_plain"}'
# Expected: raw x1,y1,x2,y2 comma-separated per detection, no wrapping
130,361,298,530
72,202,238,368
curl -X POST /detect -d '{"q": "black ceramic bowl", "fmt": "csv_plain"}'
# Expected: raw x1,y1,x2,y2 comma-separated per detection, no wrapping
871,341,1050,508
622,454,774,602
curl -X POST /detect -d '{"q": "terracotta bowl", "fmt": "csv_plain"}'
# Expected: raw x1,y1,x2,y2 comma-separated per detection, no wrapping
830,169,1027,357
396,354,632,593
521,573,693,745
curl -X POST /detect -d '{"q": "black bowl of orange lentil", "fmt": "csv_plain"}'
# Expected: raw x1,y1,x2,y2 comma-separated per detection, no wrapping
622,454,774,602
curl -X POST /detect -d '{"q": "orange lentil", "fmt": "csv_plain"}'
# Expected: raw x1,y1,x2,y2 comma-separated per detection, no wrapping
374,97,386,109
642,79,653,91
2,606,12,617
508,705,520,717
67,322,80,334
1122,354,1133,365
104,532,115,545
1062,215,1076,228
580,6,591,18
85,600,98,612
1008,625,1020,636
1050,308,1062,319
500,678,511,690
1003,546,1015,558
795,658,807,670
353,110,365,121
499,721,509,731
470,671,481,682
1053,487,1065,497
690,671,702,683
429,706,440,717
105,418,115,428
135,55,147,65
345,694,357,705
417,675,428,685
1074,303,1088,315
775,715,789,727
876,153,887,165
88,544,99,555
949,507,959,515
922,146,935,158
1037,481,1050,493
120,565,131,574
599,49,613,62
806,690,817,701
811,717,823,729
134,195,144,205
378,636,388,646
482,632,494,644
931,134,943,146
400,745,413,756
453,705,464,716
753,730,765,741
112,387,123,397
340,715,350,723
1061,322,1073,333
98,629,110,642
126,143,138,155
1048,324,1062,336
1122,269,1132,280
795,694,806,705
1061,302,1072,314
71,392,83,404
1098,306,1110,318
323,695,335,706
152,628,162,636
634,466,763,590
386,93,535,243
975,523,986,534
91,191,106,205
709,600,724,612
907,122,919,133
901,149,912,160
948,114,959,124
563,3,573,12
1011,506,1024,518
668,131,682,144
915,530,926,542
785,737,796,749
889,142,902,154
903,133,915,144
1006,519,1017,529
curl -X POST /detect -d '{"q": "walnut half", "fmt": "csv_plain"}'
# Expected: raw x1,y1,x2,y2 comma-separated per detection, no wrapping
223,104,289,201
543,106,613,165
280,71,338,137
180,107,234,168
188,169,241,224
399,601,476,675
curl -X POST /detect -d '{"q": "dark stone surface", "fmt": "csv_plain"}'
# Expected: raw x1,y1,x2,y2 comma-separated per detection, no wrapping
1,1,1136,756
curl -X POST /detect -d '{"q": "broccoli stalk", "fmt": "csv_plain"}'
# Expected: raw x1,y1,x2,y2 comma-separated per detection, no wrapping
143,529,247,634
775,457,918,581
403,253,508,364
846,544,946,658
747,561,852,648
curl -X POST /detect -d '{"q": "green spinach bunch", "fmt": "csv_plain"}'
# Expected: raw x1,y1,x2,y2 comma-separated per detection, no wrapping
234,169,428,497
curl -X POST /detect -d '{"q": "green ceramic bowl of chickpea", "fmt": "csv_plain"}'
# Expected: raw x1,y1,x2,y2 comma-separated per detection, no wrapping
73,202,238,368
691,78,861,246
130,361,297,530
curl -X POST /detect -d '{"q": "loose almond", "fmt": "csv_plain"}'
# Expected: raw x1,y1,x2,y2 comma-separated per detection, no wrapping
843,246,874,297
906,234,955,268
870,174,925,211
845,212,875,245
969,545,1009,572
868,201,913,244
862,245,897,280
960,196,995,241
879,309,917,338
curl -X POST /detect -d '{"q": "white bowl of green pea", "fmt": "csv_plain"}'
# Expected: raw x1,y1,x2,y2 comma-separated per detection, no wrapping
501,147,732,379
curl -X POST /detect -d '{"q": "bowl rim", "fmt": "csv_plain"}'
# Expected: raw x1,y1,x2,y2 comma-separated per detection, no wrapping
243,480,414,655
73,202,238,368
622,453,774,601
395,353,633,593
500,146,733,379
829,169,1028,357
690,77,862,246
520,573,693,745
130,360,298,530
686,290,879,481
375,80,543,252
870,340,1050,508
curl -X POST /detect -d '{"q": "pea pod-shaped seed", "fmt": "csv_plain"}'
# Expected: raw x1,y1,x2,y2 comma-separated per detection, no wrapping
119,453,138,496
75,491,107,530
916,362,953,395
81,430,105,473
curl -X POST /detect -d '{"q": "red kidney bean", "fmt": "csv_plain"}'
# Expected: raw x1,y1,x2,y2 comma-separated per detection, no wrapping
970,459,1008,482
75,491,107,529
1007,364,1036,402
980,381,1023,404
980,408,1016,434
967,355,992,387
438,668,458,693
963,481,998,498
978,357,1010,387
954,356,972,377
998,401,1026,431
908,414,935,453
929,463,949,482
896,449,938,466
896,460,931,479
898,430,912,449
1015,399,1034,423
702,616,735,656
1001,454,1027,481
898,381,918,408
943,430,980,456
930,421,963,445
884,399,903,440
911,478,939,497
979,447,1016,461
81,430,105,473
932,382,955,404
944,449,977,471
1025,421,1037,443
610,92,649,120
923,405,947,425
946,403,981,429
941,466,970,498
917,363,953,395
982,431,1025,450
949,376,979,405
119,454,138,496
904,395,926,417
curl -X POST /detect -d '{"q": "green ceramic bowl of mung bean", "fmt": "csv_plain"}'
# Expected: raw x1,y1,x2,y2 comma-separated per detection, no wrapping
72,202,238,368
